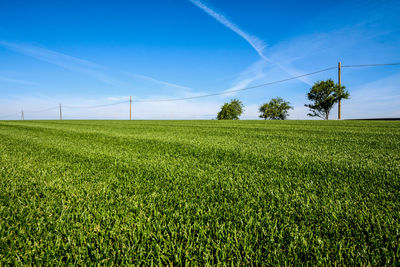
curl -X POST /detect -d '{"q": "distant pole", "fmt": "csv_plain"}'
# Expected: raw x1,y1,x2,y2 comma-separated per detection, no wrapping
21,110,24,120
338,61,341,120
130,96,132,120
59,103,62,120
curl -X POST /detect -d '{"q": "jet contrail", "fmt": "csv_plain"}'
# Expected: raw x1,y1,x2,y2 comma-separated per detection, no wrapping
188,0,313,85
189,0,267,60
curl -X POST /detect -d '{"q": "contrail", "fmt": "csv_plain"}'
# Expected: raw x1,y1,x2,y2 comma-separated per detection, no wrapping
189,0,267,60
188,0,313,85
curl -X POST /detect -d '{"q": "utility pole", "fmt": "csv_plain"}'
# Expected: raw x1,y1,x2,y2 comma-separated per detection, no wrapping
130,96,132,120
21,110,24,120
338,61,341,120
59,103,62,120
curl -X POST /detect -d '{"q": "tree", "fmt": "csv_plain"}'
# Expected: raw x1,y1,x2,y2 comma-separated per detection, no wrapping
217,99,244,120
259,97,292,120
305,79,349,120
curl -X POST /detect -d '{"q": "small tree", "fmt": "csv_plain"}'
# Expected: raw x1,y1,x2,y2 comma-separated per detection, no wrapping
305,79,349,120
259,97,292,120
217,99,244,120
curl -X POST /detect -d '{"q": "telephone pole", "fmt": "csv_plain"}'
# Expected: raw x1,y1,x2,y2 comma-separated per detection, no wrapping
59,103,62,120
338,61,341,120
21,110,24,120
130,96,132,120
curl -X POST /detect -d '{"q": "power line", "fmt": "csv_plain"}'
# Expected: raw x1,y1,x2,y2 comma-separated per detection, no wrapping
1,62,399,117
342,62,400,68
63,100,130,109
136,67,337,103
134,62,400,103
58,62,400,106
31,62,400,107
53,66,336,109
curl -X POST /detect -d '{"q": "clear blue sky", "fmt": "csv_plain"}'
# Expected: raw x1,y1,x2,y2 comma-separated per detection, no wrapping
1,0,399,119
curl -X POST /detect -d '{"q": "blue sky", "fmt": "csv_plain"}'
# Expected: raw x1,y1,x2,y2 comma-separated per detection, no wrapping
1,0,399,119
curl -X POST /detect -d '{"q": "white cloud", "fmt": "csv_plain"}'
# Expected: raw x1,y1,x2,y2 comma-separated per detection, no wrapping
342,73,400,119
222,59,267,97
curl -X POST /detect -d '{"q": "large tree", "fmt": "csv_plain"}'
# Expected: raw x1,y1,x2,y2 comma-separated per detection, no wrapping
305,79,349,120
259,97,292,120
217,99,244,120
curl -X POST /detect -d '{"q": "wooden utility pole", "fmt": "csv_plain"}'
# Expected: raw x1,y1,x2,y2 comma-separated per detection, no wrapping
59,103,62,120
130,96,132,120
338,61,341,120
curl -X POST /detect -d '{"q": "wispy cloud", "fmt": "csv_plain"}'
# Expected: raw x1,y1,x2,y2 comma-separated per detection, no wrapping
0,41,102,69
0,75,38,85
222,59,266,96
0,41,125,87
342,73,400,119
0,40,197,92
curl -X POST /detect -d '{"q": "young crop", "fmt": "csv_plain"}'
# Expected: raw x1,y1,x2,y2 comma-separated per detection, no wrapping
0,120,399,265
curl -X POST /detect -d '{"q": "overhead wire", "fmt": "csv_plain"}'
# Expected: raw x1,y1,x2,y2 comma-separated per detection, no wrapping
63,100,130,109
342,62,400,68
135,66,337,103
1,62,399,118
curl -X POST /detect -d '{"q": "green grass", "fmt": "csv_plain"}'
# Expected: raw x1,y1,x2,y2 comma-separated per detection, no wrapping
0,120,399,265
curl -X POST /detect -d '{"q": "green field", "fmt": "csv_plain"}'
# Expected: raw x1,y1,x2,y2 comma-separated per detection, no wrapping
0,120,399,265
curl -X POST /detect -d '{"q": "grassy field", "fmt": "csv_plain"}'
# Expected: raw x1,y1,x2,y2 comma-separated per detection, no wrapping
0,120,399,265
